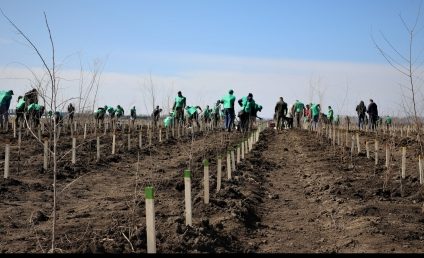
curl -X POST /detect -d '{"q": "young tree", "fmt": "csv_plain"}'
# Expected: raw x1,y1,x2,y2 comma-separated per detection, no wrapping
372,0,424,152
1,10,104,253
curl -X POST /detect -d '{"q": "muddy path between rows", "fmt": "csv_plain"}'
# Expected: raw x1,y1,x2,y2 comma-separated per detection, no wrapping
1,126,424,253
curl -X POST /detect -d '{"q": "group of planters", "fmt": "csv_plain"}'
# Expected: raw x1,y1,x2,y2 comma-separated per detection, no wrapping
163,90,263,133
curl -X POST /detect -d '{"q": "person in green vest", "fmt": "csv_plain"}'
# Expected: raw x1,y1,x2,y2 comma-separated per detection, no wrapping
16,95,26,127
164,111,175,128
237,93,256,132
294,100,305,128
385,115,392,131
185,105,202,128
107,106,115,118
94,106,107,127
107,105,116,128
0,90,14,129
311,103,320,130
220,89,236,132
172,91,187,125
327,106,334,128
202,105,212,124
116,105,124,118
251,103,263,127
27,103,45,128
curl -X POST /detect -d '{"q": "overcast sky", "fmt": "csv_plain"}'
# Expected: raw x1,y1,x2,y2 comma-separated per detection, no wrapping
1,0,424,118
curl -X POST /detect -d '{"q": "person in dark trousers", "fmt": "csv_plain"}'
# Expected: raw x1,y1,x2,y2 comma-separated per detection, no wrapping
274,97,288,131
67,103,75,124
152,105,163,128
130,106,137,127
356,100,366,130
367,99,378,131
220,89,236,132
185,105,202,128
238,93,255,133
172,91,186,126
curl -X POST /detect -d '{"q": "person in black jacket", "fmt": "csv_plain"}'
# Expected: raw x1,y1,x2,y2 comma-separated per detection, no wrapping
274,97,288,131
367,99,378,131
355,100,366,130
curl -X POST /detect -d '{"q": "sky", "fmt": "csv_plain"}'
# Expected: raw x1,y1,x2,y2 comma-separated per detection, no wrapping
1,0,424,118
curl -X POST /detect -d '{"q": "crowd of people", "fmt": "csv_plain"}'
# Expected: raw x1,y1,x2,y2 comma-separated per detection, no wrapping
0,88,395,133
272,98,392,132
162,89,263,133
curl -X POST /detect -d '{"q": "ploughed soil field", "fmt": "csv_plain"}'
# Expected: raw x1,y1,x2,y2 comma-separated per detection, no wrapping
1,122,424,253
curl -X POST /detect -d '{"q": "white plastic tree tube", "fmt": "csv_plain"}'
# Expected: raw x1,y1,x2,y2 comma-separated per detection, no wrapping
419,156,423,185
237,145,241,164
112,134,116,154
43,139,48,170
184,169,192,226
13,119,16,138
145,186,156,253
402,147,406,179
227,152,231,179
96,136,100,162
385,144,390,168
356,133,361,154
231,149,236,172
203,159,209,204
345,132,349,148
337,129,340,146
72,137,76,164
217,156,222,192
159,129,162,143
366,141,370,159
4,142,10,179
375,140,379,166
128,133,131,151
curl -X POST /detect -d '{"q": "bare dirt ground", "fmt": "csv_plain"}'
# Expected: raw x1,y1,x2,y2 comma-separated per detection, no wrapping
1,123,424,253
